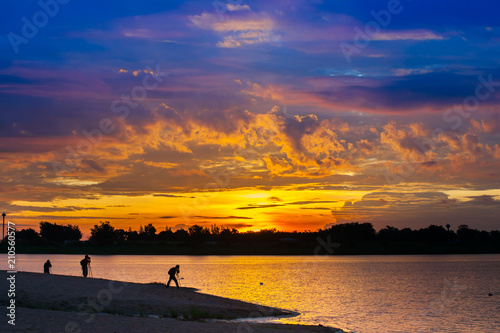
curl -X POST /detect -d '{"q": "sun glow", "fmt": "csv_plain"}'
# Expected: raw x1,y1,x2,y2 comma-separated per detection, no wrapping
7,186,368,238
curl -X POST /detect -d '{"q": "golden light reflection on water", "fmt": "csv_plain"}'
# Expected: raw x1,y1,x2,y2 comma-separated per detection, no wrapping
5,254,500,333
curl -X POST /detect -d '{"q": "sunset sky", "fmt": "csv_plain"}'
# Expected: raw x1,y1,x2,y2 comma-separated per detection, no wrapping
1,0,500,238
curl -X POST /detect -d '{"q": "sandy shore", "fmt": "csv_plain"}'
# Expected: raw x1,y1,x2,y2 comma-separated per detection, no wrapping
1,271,345,333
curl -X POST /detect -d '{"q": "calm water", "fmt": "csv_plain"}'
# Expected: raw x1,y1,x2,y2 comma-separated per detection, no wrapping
1,254,499,333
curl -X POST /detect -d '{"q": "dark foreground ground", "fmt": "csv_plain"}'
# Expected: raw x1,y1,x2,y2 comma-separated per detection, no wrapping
0,271,345,333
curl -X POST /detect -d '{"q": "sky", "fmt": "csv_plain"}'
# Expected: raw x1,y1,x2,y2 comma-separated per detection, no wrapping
1,0,500,238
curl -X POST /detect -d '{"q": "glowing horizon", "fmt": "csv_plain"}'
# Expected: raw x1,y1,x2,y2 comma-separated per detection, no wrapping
2,1,500,237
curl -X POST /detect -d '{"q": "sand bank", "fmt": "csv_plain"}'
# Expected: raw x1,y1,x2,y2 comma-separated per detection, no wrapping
1,271,345,332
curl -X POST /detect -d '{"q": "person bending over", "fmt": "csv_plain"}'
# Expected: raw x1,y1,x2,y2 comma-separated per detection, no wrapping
167,265,180,288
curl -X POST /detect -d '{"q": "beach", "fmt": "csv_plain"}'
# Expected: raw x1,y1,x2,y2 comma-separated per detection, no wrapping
0,271,345,332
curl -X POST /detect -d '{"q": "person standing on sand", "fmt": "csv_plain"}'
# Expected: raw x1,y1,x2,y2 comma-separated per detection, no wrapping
43,260,52,274
80,255,91,278
166,265,180,288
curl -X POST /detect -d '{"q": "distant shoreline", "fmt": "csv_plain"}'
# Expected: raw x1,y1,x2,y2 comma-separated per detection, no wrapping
3,252,500,257
8,221,499,257
0,270,345,333
2,240,500,256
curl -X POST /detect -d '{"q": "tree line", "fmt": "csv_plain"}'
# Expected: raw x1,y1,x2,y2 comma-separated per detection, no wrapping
12,221,500,248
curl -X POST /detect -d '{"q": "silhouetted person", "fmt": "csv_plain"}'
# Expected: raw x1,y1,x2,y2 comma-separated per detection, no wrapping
167,265,180,288
80,255,91,278
446,224,451,232
43,260,52,274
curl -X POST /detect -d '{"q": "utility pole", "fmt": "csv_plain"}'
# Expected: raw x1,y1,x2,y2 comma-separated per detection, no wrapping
2,213,5,240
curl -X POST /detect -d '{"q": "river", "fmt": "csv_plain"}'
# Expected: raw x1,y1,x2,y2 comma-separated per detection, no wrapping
1,254,499,332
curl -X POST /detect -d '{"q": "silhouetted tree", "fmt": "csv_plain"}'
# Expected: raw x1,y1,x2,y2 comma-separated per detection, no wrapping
158,227,174,241
90,221,117,246
377,226,400,243
174,228,189,242
479,230,490,243
259,228,278,241
188,224,210,243
17,228,40,241
399,227,415,242
28,220,499,254
416,225,453,243
240,228,280,243
16,228,43,245
490,230,500,244
115,229,127,242
141,223,157,241
326,222,376,243
219,226,239,245
457,224,480,242
39,222,82,243
126,230,140,241
210,224,221,236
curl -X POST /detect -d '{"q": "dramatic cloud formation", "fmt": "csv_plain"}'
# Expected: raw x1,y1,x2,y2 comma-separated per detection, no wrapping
1,0,500,236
